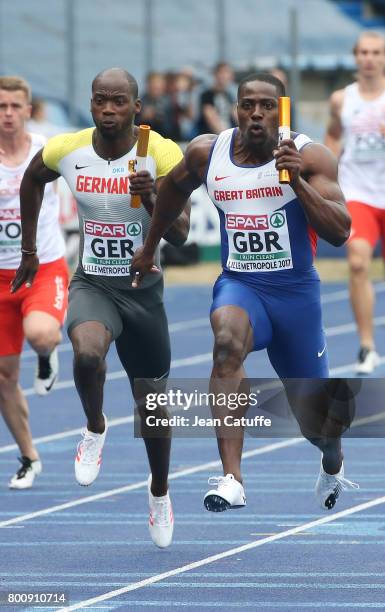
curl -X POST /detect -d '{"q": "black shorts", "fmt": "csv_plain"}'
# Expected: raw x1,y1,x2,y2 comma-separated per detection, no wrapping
67,270,170,387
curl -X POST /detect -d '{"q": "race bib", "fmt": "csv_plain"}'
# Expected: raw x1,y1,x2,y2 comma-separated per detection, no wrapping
225,211,293,273
82,219,143,276
351,131,385,162
0,208,21,253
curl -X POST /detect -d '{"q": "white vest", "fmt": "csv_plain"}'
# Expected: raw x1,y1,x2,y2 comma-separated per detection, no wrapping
205,129,317,280
0,132,65,269
339,83,385,208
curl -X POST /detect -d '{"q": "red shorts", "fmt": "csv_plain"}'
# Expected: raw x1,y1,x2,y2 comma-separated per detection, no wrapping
347,201,385,256
0,257,69,356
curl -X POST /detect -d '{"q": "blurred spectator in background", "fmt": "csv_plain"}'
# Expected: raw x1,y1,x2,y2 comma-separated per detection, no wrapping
325,31,385,374
270,68,296,130
166,69,198,141
27,97,63,138
136,71,174,138
270,68,288,89
197,62,237,134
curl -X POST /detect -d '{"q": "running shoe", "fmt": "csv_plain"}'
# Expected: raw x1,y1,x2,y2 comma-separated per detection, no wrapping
204,473,246,512
315,458,359,510
75,415,108,486
34,348,59,395
355,347,380,375
9,456,42,489
148,475,174,548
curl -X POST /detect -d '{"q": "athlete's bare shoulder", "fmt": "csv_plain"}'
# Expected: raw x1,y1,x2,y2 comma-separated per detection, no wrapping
300,142,338,180
185,134,218,180
329,88,345,114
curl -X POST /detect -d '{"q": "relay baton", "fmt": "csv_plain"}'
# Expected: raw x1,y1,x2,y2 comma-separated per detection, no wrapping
278,96,291,184
130,124,151,208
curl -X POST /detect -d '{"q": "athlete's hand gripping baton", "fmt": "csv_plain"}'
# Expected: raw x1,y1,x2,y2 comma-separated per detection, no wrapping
129,124,151,208
278,97,291,184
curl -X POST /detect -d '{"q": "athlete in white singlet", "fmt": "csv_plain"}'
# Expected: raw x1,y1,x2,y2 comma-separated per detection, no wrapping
0,76,68,489
325,31,385,374
132,73,357,514
0,131,65,268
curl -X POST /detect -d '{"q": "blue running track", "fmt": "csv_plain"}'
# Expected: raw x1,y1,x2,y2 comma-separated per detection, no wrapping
1,282,385,611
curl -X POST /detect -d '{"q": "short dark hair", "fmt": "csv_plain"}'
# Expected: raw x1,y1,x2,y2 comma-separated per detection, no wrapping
237,72,286,99
92,68,138,98
214,62,232,73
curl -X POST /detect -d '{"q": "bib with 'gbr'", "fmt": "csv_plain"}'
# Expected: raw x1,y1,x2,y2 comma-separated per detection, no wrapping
205,128,318,285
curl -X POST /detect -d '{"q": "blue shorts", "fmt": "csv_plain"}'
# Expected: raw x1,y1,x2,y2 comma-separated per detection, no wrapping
211,272,328,378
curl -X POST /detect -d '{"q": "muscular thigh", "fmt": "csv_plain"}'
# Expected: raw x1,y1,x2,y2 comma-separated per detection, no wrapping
211,274,273,351
67,275,123,340
115,301,171,390
267,285,328,378
69,321,112,359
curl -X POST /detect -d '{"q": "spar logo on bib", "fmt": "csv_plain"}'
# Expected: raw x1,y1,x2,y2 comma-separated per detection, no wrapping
127,222,141,237
270,212,285,228
225,211,293,273
82,219,143,276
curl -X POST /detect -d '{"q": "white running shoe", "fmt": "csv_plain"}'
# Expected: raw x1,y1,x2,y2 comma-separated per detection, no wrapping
315,458,359,510
204,473,246,512
75,415,108,486
9,456,42,489
34,348,59,395
355,347,380,375
148,475,174,548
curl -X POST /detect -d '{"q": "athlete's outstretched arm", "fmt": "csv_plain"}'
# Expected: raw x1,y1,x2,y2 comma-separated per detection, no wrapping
274,140,351,247
131,135,216,286
324,90,344,158
162,197,191,247
11,150,60,292
130,172,191,247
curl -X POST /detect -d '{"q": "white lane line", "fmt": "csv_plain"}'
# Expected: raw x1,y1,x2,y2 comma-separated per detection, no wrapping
168,318,209,333
20,311,385,399
3,407,381,528
326,315,385,337
21,282,385,360
58,493,385,612
22,352,213,397
21,318,210,359
353,411,385,427
0,351,212,453
330,356,385,375
321,281,385,304
0,416,133,454
0,354,383,454
0,439,302,528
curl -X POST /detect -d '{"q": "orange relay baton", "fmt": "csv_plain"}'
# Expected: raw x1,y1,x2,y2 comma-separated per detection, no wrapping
278,97,291,184
129,124,151,208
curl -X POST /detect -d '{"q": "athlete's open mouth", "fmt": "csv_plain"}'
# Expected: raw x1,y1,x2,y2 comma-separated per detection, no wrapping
249,124,264,135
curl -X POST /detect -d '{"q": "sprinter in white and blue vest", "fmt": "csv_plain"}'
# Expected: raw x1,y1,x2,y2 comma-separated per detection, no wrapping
132,73,359,514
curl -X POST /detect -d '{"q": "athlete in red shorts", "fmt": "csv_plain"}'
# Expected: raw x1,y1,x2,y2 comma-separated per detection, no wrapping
0,77,68,488
325,32,385,373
